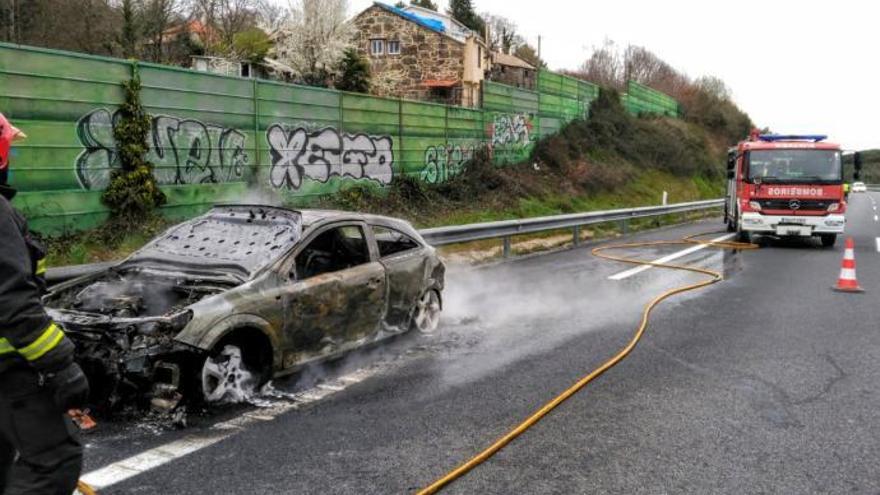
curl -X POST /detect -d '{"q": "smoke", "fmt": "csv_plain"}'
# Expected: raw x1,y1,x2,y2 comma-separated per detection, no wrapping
229,187,285,208
432,247,731,388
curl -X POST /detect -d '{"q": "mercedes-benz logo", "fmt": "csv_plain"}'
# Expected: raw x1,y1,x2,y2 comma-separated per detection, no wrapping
789,199,801,210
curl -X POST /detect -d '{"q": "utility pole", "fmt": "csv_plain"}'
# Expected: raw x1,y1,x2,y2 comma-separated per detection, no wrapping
537,35,542,60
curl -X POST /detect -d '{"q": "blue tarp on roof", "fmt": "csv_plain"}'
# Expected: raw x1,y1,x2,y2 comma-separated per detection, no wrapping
375,2,446,34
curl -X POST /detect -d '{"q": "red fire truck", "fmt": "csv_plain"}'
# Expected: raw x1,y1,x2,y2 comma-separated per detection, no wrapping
724,131,862,247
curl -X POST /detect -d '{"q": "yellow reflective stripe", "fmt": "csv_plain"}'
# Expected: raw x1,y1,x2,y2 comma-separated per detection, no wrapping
17,323,64,361
36,258,47,276
0,338,14,356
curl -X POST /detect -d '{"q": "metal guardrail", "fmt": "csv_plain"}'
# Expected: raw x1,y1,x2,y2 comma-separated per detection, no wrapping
420,199,724,255
45,199,724,284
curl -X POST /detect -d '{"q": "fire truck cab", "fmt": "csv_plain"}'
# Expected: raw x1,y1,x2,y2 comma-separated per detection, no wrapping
724,132,857,247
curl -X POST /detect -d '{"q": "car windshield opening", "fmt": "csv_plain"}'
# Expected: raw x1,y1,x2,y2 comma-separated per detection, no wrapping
747,149,842,183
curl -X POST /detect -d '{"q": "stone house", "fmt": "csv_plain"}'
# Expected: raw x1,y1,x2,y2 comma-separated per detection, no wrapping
351,2,490,107
488,52,537,90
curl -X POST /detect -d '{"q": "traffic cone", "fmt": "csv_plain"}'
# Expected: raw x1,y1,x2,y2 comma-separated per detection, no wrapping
833,238,864,293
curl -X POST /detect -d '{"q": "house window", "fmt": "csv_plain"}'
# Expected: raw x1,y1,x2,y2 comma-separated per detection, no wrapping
371,39,385,56
240,62,251,78
387,40,401,55
477,46,482,68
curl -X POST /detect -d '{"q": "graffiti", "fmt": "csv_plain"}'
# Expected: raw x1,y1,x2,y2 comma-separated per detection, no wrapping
76,108,248,190
267,125,393,190
421,144,475,184
491,113,532,148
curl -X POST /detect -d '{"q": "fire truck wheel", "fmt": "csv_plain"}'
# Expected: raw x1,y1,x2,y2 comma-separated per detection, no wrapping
819,234,837,248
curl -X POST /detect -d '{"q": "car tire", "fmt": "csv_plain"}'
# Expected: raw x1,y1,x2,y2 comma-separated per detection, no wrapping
411,290,441,334
193,339,271,405
820,234,837,248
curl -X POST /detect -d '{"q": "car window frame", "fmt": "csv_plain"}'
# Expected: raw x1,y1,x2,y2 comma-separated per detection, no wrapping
370,224,423,259
281,220,378,281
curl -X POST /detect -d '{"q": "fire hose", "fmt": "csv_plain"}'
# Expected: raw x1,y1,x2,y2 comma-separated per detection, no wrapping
416,232,758,494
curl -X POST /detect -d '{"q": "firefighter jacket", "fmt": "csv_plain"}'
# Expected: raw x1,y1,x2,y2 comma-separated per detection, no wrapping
0,185,75,374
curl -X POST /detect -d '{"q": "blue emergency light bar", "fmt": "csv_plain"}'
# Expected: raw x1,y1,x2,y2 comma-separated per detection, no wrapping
758,134,827,142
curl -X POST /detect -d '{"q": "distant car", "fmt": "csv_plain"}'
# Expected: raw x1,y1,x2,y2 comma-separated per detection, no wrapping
44,206,445,410
852,182,867,193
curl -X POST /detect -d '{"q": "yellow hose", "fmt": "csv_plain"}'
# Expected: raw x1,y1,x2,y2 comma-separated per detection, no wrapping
416,232,757,495
76,480,98,495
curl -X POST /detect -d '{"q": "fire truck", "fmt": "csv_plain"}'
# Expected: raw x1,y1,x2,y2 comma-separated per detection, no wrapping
724,131,862,247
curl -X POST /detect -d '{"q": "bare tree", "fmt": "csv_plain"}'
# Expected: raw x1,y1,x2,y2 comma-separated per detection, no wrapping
694,75,732,101
482,13,522,54
255,0,289,33
578,39,624,89
275,0,354,86
141,0,183,62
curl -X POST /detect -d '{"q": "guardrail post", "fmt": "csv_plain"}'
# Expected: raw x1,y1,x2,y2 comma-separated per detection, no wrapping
619,219,629,235
573,225,581,246
502,236,511,258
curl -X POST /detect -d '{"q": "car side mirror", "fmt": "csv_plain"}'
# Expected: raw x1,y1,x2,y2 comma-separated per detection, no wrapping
726,153,736,171
727,169,735,179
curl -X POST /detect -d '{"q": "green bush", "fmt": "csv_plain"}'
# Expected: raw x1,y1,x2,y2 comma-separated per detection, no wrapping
534,87,721,188
102,70,165,226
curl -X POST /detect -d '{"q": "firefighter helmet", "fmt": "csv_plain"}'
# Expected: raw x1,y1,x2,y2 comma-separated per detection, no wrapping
0,112,27,184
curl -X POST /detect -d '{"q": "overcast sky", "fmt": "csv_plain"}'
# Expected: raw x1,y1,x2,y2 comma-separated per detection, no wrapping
347,0,877,150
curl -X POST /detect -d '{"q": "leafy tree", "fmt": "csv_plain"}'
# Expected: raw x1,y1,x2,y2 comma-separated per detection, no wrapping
447,0,484,35
410,0,438,10
334,48,370,93
514,44,545,68
233,27,272,63
275,0,354,87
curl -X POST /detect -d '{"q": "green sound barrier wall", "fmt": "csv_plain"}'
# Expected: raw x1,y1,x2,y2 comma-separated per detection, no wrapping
0,43,679,234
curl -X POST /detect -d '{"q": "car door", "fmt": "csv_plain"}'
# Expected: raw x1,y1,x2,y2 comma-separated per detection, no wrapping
280,223,387,361
371,225,427,329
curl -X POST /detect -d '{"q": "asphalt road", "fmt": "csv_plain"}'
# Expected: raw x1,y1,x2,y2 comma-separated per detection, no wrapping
82,192,880,494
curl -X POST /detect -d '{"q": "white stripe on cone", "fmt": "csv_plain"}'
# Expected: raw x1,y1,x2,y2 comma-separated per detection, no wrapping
839,268,857,280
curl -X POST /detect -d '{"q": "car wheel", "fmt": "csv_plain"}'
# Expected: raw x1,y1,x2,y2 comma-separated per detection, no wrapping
820,234,837,248
412,290,441,333
200,345,260,403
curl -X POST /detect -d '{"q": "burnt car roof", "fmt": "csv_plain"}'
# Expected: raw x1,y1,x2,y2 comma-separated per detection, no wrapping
298,209,419,233
126,205,302,278
122,205,423,279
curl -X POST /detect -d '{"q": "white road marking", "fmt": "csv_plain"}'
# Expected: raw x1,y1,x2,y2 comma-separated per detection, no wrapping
876,238,880,253
80,366,377,490
609,233,736,281
875,215,879,222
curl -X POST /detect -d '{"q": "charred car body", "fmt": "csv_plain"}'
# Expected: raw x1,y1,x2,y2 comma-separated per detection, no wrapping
44,206,445,410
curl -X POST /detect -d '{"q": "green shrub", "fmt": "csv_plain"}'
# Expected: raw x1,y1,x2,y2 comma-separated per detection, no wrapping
102,69,165,227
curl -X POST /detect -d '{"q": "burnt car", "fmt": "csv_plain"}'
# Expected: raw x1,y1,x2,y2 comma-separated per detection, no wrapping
44,206,445,410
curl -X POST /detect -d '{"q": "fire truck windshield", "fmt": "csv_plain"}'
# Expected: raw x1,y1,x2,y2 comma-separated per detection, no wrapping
746,149,842,184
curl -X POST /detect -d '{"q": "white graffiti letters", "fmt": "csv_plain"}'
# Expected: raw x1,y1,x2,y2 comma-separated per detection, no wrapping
267,125,393,190
492,113,531,147
75,109,247,189
421,144,474,184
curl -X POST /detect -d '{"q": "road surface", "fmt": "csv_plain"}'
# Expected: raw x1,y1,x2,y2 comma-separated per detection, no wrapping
81,192,880,494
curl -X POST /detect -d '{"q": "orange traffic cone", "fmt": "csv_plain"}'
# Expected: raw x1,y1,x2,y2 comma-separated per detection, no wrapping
833,237,864,293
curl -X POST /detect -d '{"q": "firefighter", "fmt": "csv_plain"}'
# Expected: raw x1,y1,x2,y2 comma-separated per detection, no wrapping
0,112,89,495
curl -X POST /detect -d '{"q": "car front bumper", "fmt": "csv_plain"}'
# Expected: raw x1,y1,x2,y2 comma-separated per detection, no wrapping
741,212,846,235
